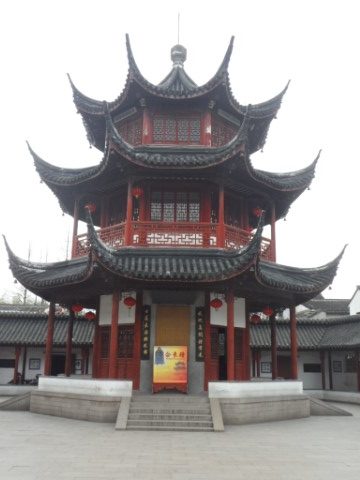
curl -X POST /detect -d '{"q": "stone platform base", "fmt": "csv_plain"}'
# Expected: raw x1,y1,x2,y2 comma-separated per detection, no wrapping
220,394,310,425
30,390,122,423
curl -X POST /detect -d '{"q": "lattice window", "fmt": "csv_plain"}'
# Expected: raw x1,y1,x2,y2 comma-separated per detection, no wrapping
152,115,201,144
118,116,142,145
211,116,237,147
150,191,200,222
210,327,219,360
118,325,134,358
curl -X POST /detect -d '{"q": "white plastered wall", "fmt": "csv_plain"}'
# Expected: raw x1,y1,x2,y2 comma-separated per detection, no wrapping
99,293,136,325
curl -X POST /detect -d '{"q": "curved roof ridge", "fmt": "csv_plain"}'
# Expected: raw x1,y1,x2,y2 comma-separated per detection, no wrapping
126,34,234,98
106,103,249,168
28,139,112,187
255,245,347,294
247,150,321,191
226,80,290,119
3,235,94,291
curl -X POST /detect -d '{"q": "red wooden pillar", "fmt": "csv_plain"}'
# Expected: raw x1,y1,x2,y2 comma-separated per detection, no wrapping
92,301,101,378
244,302,251,380
44,302,55,376
270,202,276,261
202,110,212,146
13,346,21,384
71,197,80,258
290,306,298,379
142,108,152,144
328,351,333,390
109,292,120,379
320,351,326,390
133,291,143,389
65,310,75,377
204,292,211,390
270,313,278,380
218,183,225,248
124,180,134,246
226,291,235,381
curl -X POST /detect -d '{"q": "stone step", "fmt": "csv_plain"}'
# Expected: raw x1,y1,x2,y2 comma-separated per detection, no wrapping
127,419,213,428
128,413,212,421
125,394,217,432
129,407,211,415
127,425,214,432
132,395,208,403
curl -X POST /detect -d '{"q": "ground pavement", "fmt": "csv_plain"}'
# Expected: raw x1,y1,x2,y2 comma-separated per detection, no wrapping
1,403,360,480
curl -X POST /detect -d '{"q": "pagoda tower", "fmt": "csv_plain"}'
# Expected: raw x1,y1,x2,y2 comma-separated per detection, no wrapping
5,35,344,393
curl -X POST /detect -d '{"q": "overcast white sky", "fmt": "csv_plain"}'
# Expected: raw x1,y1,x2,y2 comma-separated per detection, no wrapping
0,0,359,301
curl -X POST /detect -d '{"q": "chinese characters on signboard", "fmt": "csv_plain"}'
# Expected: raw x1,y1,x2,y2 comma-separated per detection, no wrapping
141,305,151,360
195,307,205,361
153,346,188,384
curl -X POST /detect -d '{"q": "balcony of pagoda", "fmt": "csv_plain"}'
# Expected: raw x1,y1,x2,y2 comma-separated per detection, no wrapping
72,222,273,260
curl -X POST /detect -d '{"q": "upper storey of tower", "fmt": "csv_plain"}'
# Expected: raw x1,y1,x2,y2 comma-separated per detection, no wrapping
68,35,288,153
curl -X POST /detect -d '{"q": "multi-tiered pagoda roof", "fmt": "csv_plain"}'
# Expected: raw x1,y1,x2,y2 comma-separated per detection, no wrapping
5,35,343,312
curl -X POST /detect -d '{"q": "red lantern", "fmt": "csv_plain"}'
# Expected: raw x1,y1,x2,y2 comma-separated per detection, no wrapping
84,202,96,213
250,314,261,324
123,296,136,308
85,311,96,320
71,304,83,313
252,207,262,218
131,187,143,199
210,298,223,310
262,306,274,317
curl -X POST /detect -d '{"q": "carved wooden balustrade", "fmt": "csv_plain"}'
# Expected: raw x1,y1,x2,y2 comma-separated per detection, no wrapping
72,221,273,260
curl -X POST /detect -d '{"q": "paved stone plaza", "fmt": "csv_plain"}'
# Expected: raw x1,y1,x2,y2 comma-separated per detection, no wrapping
1,403,360,480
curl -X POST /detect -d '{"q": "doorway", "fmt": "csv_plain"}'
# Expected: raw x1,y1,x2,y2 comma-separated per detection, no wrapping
155,305,190,346
51,354,65,376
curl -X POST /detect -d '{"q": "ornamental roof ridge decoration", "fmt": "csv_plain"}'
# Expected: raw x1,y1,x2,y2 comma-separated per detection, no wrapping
125,33,234,97
68,34,285,126
85,209,265,282
255,245,347,295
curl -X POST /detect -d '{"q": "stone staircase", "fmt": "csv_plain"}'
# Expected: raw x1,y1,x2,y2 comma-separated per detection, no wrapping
125,394,216,431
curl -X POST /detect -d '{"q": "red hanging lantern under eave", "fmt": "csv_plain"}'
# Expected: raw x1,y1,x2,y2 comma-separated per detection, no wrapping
262,306,274,317
252,207,262,218
250,314,261,325
123,296,137,308
85,311,96,321
84,202,96,213
71,304,83,313
210,298,223,310
131,187,144,199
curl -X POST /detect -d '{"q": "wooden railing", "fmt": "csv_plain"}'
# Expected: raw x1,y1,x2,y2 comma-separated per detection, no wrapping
72,221,273,260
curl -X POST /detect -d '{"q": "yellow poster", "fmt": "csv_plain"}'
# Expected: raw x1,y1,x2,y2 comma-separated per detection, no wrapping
153,346,188,384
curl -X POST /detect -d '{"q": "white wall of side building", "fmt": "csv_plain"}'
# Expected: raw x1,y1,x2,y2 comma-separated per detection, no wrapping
349,289,360,315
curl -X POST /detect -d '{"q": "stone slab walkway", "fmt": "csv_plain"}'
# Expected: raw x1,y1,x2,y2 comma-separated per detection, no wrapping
1,406,360,480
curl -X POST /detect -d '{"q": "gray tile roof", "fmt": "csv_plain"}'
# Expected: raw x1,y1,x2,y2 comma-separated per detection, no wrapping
303,298,350,315
250,320,327,350
0,312,94,346
318,316,360,349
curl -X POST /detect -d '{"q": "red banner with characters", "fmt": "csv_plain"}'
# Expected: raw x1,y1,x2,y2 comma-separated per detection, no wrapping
153,346,188,385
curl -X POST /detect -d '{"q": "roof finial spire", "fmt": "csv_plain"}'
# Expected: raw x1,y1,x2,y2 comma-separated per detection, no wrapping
170,12,186,66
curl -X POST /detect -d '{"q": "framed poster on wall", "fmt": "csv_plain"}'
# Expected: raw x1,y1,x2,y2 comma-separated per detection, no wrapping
153,346,188,393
